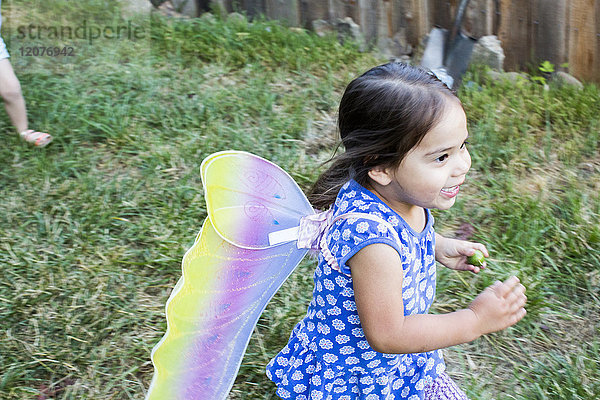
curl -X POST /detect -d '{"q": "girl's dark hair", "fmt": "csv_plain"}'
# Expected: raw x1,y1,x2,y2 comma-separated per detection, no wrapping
308,62,458,210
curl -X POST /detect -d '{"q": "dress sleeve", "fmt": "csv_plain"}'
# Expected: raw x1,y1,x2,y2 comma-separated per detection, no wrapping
324,214,402,276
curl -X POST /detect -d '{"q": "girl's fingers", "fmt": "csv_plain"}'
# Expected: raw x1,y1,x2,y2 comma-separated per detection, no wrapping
474,244,489,258
496,276,521,298
465,242,489,258
511,307,527,325
508,287,527,313
514,283,526,297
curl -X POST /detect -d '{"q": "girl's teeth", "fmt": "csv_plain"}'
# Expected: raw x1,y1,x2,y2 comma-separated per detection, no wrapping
441,185,460,197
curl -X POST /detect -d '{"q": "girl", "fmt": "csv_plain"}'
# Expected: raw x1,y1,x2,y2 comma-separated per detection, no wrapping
0,0,52,147
266,62,527,399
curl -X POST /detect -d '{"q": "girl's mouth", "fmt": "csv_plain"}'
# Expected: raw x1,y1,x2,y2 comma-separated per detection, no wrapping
440,185,460,198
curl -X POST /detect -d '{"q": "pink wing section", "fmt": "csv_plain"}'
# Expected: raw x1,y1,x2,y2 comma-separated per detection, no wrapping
147,151,313,399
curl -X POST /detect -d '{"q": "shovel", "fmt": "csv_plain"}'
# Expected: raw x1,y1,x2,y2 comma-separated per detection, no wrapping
420,0,476,88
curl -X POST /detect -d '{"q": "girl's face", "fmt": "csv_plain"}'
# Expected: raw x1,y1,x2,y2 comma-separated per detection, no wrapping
370,99,471,218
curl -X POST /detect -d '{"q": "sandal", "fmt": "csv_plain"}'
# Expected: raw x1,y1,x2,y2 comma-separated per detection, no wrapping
19,129,53,147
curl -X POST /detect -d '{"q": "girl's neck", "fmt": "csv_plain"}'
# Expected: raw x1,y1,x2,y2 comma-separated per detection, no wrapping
364,184,427,233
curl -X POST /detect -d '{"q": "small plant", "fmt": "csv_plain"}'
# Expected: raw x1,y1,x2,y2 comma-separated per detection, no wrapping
531,60,555,85
539,60,555,74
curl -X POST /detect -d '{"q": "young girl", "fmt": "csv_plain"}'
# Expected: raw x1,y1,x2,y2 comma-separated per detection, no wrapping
0,0,52,147
266,62,527,399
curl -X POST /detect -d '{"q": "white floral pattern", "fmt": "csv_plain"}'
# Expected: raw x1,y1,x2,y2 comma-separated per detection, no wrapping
266,180,444,399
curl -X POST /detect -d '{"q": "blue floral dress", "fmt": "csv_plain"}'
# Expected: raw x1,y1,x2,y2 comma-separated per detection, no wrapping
266,180,445,399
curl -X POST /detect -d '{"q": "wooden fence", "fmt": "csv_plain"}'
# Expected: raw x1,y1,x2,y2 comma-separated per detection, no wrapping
197,0,600,83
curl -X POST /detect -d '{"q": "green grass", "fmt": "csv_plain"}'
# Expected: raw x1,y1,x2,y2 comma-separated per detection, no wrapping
1,1,599,399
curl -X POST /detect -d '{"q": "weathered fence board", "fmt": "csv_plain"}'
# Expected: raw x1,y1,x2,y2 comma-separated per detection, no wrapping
463,0,495,37
330,0,359,22
242,0,266,17
197,0,600,82
403,0,430,46
568,0,599,81
299,0,329,26
265,0,300,25
359,0,378,43
430,0,454,29
532,0,568,69
498,0,532,71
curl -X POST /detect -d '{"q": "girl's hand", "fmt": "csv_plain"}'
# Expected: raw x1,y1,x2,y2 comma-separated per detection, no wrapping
435,234,489,273
468,276,527,336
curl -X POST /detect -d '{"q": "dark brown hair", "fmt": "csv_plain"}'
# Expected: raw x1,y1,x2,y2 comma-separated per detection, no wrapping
308,62,458,210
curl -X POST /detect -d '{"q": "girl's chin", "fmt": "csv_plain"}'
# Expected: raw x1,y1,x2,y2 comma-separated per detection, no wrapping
435,197,457,210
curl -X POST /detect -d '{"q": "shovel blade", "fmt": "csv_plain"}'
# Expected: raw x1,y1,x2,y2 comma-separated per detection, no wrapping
444,31,476,87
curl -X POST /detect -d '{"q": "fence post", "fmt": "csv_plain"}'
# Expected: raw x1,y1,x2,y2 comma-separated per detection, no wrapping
463,0,495,37
243,0,266,18
498,0,533,71
567,0,600,81
298,0,329,27
402,0,429,47
531,0,567,69
265,0,300,25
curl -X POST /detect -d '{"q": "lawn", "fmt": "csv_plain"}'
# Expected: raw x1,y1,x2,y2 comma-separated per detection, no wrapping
0,1,598,399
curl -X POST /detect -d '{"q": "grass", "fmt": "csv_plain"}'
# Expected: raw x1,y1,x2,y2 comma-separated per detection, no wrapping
0,1,599,399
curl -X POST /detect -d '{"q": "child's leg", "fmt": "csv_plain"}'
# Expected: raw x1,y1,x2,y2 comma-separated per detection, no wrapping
0,58,52,146
0,58,28,133
424,372,470,400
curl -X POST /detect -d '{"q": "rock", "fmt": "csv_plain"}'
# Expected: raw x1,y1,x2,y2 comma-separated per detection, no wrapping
505,71,529,82
228,12,247,23
312,19,333,37
551,71,583,89
486,70,528,83
335,17,367,52
378,30,412,59
121,0,152,15
155,1,186,18
199,12,217,24
471,35,505,71
170,0,199,17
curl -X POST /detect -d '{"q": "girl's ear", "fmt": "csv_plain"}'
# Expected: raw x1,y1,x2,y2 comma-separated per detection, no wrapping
368,165,393,186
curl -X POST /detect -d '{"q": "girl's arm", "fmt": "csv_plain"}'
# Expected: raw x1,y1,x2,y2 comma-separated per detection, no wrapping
349,243,526,354
435,232,489,273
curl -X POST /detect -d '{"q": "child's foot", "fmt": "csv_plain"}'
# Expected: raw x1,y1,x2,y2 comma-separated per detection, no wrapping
19,129,53,147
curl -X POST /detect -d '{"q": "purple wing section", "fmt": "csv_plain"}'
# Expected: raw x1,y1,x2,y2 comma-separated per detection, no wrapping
202,151,315,249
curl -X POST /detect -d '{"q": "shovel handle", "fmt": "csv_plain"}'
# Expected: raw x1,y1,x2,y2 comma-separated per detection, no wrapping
448,0,471,44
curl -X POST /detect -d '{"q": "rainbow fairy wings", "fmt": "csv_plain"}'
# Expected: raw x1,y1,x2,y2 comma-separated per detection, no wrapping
146,151,316,400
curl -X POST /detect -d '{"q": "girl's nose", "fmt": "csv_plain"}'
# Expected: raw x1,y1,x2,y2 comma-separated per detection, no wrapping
455,149,471,176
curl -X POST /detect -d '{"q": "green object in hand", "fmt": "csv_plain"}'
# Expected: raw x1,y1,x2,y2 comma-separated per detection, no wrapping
467,250,485,266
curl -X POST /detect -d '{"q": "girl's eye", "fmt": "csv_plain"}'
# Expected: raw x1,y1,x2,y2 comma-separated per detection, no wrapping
460,140,470,149
436,154,448,162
